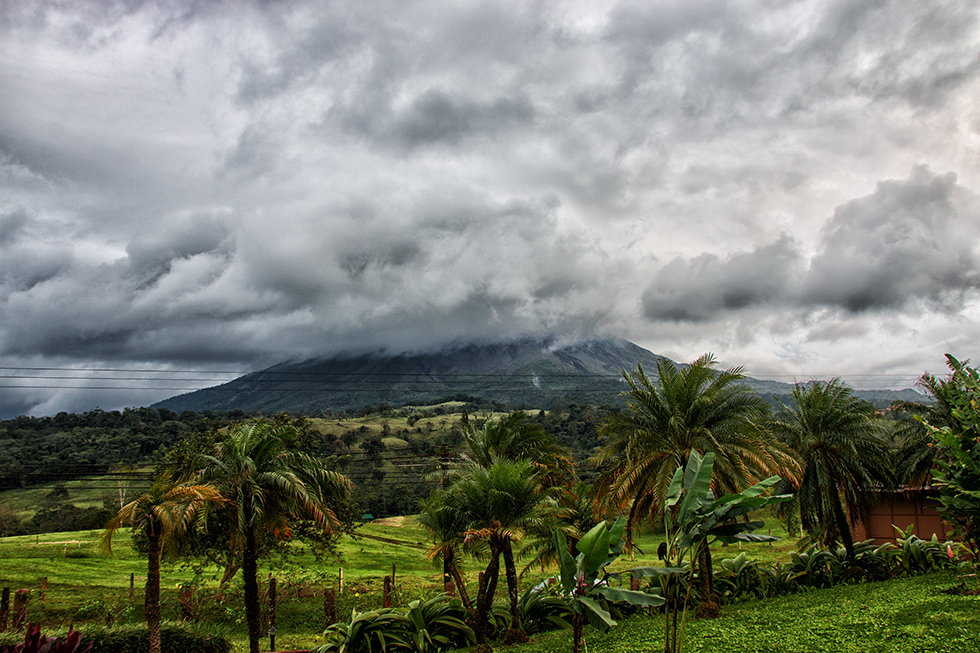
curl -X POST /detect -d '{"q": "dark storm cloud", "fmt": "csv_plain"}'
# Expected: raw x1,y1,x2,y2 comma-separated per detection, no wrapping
641,236,804,322
0,208,29,244
1,0,979,416
641,166,980,322
803,165,980,312
357,89,537,150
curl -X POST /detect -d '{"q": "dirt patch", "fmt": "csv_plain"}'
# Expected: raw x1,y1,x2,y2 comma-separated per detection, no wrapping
371,516,406,527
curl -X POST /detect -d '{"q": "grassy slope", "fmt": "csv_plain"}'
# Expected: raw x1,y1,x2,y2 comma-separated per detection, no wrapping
2,519,978,652
507,570,980,653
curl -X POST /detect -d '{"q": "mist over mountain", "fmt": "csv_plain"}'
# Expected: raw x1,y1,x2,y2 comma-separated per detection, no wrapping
154,337,925,414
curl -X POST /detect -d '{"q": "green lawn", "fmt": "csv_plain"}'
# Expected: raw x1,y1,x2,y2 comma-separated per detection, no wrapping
506,570,980,653
2,518,976,652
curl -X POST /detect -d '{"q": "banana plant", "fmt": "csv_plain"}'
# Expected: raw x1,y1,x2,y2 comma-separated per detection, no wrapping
553,517,664,653
656,450,791,653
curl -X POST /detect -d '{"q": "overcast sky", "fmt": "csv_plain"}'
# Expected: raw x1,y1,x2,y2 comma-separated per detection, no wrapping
1,0,978,418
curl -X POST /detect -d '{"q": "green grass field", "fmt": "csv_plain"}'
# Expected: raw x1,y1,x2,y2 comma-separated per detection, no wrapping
506,569,980,653
2,514,976,652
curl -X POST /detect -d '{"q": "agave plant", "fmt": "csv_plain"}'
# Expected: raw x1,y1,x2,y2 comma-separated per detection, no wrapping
393,595,475,653
312,608,409,653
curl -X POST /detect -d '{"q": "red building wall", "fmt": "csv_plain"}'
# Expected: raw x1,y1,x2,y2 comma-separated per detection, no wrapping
852,489,952,545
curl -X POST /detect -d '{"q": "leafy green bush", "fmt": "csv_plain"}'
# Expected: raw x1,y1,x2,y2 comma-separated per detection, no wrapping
892,525,957,576
787,544,841,588
314,607,409,652
714,552,770,602
312,595,474,653
517,583,572,635
80,622,232,653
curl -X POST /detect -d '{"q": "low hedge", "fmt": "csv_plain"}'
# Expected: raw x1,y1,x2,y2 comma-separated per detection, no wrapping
0,623,232,653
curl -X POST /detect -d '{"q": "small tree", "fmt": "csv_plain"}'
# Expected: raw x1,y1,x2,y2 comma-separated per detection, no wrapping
922,355,980,576
99,472,223,653
553,517,664,653
649,451,790,653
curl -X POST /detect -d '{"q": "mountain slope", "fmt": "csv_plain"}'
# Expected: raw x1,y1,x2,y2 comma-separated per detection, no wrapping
154,337,664,413
154,337,925,414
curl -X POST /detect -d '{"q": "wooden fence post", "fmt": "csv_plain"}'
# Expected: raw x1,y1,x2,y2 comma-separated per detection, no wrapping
323,588,336,627
0,588,9,632
179,586,193,621
12,590,29,630
338,567,343,594
268,577,277,652
129,573,135,603
383,576,392,608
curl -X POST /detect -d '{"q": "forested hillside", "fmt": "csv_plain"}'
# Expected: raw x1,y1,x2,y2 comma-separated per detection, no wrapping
0,402,614,536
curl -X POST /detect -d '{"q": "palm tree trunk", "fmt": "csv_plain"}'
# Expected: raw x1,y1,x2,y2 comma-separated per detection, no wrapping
445,551,474,617
830,487,855,560
698,545,715,604
145,529,162,653
501,538,528,641
474,547,501,645
243,505,262,653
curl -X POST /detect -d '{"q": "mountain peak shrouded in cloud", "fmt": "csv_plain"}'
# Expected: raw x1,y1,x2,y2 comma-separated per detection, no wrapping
1,0,978,418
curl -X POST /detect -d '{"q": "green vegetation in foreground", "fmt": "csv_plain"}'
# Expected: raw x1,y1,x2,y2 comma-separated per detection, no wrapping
504,570,980,653
1,523,976,652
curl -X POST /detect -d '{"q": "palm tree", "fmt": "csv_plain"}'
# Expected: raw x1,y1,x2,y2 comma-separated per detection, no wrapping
99,472,222,653
197,421,353,653
446,458,561,645
459,410,573,485
593,354,798,538
416,493,474,618
892,372,959,487
593,354,798,602
771,379,894,560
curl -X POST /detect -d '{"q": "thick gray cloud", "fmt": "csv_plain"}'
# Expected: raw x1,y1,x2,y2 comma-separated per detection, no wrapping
0,0,978,416
804,165,980,312
642,166,980,321
642,236,805,321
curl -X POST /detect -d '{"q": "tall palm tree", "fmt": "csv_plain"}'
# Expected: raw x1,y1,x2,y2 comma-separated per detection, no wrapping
593,354,797,602
197,421,353,653
771,379,894,560
593,354,798,536
99,472,222,653
892,372,959,487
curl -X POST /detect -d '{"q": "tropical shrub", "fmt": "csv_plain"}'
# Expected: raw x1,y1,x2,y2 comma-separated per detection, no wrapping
70,623,230,653
787,544,842,588
0,624,91,653
394,595,475,652
892,525,958,576
312,595,476,653
713,553,769,602
552,517,664,653
921,355,980,579
517,583,572,635
315,607,409,653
